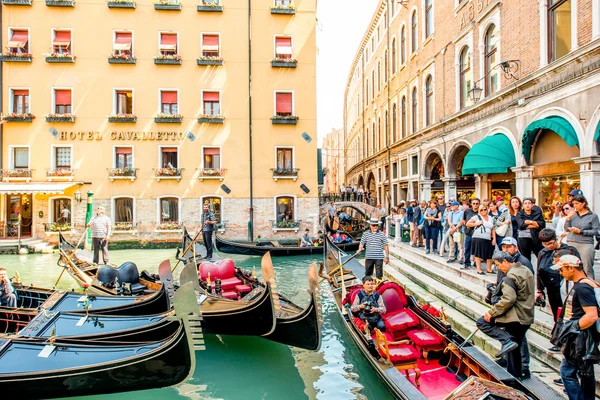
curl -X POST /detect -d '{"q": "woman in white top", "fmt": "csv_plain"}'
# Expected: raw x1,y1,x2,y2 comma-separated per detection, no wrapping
553,201,571,245
466,205,496,275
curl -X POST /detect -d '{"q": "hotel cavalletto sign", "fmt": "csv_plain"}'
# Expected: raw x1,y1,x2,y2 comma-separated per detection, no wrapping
57,131,185,141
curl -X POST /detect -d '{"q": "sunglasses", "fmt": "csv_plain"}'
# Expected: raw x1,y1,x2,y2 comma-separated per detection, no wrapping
472,202,480,205
480,208,489,211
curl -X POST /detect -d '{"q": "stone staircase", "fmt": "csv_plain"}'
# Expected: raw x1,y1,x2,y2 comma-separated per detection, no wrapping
380,241,600,399
0,238,56,254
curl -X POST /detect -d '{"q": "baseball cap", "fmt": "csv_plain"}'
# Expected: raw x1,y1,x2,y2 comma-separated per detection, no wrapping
500,237,518,246
569,189,583,196
551,254,583,270
450,201,460,206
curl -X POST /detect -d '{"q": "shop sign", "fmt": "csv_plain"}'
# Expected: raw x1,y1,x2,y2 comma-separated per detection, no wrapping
457,0,492,30
58,131,185,141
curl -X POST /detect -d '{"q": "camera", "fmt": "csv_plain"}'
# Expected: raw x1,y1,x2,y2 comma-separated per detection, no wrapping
535,296,547,308
485,283,496,305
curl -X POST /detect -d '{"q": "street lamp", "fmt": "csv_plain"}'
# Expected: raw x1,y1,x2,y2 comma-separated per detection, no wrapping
468,60,521,103
73,190,82,203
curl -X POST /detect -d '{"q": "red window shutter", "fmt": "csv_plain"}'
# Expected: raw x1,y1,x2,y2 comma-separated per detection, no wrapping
116,147,132,154
276,37,291,47
161,33,177,45
204,148,220,155
276,92,292,114
203,35,219,46
115,32,132,44
162,147,178,153
10,31,28,43
13,90,28,96
53,31,71,45
161,91,177,104
203,92,220,102
55,90,72,105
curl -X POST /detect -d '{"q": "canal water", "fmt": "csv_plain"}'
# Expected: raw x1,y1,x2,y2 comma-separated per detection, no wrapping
3,249,394,400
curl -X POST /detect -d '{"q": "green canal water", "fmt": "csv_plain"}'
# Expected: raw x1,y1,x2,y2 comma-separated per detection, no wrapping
2,249,394,400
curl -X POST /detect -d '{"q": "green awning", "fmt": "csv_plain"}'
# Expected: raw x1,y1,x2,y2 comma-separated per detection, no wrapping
462,134,516,175
594,121,600,141
522,116,579,163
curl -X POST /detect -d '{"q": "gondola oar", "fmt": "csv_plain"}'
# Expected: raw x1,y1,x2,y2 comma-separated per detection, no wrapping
171,222,207,273
457,327,479,351
54,227,88,287
319,252,360,284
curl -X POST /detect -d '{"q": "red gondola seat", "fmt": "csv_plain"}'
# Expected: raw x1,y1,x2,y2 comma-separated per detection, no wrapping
406,329,445,364
376,282,420,340
374,329,421,386
198,259,242,291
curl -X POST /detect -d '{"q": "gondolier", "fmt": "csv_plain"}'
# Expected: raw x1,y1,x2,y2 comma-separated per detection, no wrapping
355,218,389,279
87,206,111,265
202,202,217,260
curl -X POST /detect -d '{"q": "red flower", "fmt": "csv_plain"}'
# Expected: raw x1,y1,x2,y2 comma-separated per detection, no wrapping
82,283,89,288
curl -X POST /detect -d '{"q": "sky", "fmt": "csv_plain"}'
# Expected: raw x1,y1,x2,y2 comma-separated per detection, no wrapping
316,0,379,146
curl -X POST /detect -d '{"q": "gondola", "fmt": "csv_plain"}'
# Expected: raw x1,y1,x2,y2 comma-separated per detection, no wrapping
0,283,198,399
322,236,557,400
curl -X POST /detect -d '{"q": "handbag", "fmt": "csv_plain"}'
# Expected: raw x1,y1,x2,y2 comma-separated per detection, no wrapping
496,223,509,237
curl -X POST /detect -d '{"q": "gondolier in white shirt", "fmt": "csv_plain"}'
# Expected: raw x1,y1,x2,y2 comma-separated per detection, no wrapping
87,206,112,265
355,218,389,279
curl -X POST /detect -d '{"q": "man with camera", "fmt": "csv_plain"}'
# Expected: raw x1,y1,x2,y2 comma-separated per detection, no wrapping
0,268,16,307
477,251,535,379
350,275,387,332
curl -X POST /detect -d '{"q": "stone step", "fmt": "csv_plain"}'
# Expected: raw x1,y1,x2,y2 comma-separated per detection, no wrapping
389,242,556,340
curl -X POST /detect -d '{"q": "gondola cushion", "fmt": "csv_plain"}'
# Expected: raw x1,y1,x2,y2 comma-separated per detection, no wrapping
382,309,420,338
198,259,236,281
384,343,420,364
220,277,243,291
407,329,443,347
222,290,238,299
353,317,366,331
376,282,408,313
235,284,252,293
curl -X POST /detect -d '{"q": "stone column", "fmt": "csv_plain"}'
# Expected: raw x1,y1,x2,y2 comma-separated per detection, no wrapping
443,177,458,200
573,156,600,213
474,174,489,199
395,220,402,243
420,180,433,201
385,216,392,239
511,166,535,199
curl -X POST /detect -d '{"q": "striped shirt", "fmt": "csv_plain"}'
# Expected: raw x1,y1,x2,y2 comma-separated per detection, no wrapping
202,211,216,232
360,230,388,260
90,215,112,238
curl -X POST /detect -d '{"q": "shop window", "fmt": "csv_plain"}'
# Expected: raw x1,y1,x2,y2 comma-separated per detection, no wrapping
160,197,179,223
548,0,571,62
425,75,433,126
203,147,221,169
202,34,220,58
7,29,29,54
161,147,178,168
52,30,71,54
411,87,418,133
115,147,133,168
392,162,398,179
411,12,418,53
52,198,71,226
484,24,499,96
539,176,579,220
114,197,134,223
203,197,222,223
275,196,294,222
203,91,221,115
391,39,396,73
425,0,433,38
459,46,471,109
115,90,133,115
12,147,29,169
113,32,133,56
159,32,178,56
276,147,293,171
54,89,72,114
11,89,29,114
275,92,293,117
411,155,418,175
160,91,178,115
275,36,292,60
54,147,72,168
400,26,406,64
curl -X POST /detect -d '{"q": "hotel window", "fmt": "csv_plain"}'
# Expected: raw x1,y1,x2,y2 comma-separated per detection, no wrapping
400,27,406,64
202,91,221,115
411,87,418,133
401,96,407,138
115,147,133,168
425,75,433,126
52,199,71,224
202,34,220,57
114,198,134,223
161,147,178,168
160,91,178,115
7,29,29,54
11,89,29,114
203,197,222,224
484,24,499,96
160,197,179,223
459,47,472,109
548,0,571,62
54,147,72,168
275,92,293,117
411,12,418,53
12,147,29,169
115,90,133,114
52,30,71,54
203,147,221,169
113,32,133,56
274,0,292,5
276,147,293,170
275,196,294,222
54,89,72,114
159,32,178,56
425,0,433,38
391,39,396,73
275,36,292,59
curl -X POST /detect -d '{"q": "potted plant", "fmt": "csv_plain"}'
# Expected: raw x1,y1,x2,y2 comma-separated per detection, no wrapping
270,1,295,14
108,53,136,64
113,222,134,231
107,0,136,8
271,115,298,124
0,52,33,62
153,54,182,65
45,113,75,122
197,0,222,11
46,0,75,7
153,0,181,10
2,113,35,122
271,56,297,68
154,113,183,123
108,113,137,123
197,114,225,124
156,221,181,230
45,52,76,63
196,56,224,66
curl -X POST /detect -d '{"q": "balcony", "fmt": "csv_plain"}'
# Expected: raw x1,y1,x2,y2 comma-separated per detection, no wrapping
43,222,71,233
108,114,137,123
271,116,298,125
107,167,138,181
108,54,136,64
155,222,183,232
45,53,76,63
196,57,223,66
2,169,33,182
198,168,226,181
0,53,32,63
197,115,224,124
153,55,182,65
2,0,31,5
2,113,35,122
154,167,183,181
46,114,75,123
271,167,299,181
46,0,75,6
153,0,181,10
270,4,295,14
112,221,139,234
46,168,76,181
107,0,135,8
271,219,300,232
154,114,183,123
271,58,297,68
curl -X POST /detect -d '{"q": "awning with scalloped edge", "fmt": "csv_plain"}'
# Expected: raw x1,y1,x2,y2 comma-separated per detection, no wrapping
522,116,579,163
462,134,516,175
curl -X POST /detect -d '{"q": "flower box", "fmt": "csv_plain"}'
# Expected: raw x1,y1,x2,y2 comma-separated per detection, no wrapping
108,55,136,64
108,115,137,123
107,0,135,8
2,114,35,122
271,116,298,125
197,116,224,124
197,3,222,11
156,222,182,231
154,56,182,65
46,114,76,122
2,0,31,5
271,220,300,231
271,59,297,68
45,223,71,232
154,114,183,123
154,2,181,10
108,168,138,181
46,0,75,5
113,222,135,231
0,53,32,63
45,54,76,63
46,168,75,180
2,169,33,179
198,168,226,181
154,168,183,181
196,58,223,66
270,6,295,14
271,168,299,181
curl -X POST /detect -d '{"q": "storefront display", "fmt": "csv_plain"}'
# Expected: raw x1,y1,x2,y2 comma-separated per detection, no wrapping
538,175,580,221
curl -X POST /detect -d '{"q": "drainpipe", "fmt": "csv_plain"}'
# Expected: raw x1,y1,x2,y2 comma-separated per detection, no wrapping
247,0,254,241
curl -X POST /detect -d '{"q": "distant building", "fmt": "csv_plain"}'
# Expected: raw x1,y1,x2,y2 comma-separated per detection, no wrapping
322,127,345,194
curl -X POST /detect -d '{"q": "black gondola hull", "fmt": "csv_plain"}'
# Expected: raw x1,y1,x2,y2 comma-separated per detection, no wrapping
215,235,359,256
